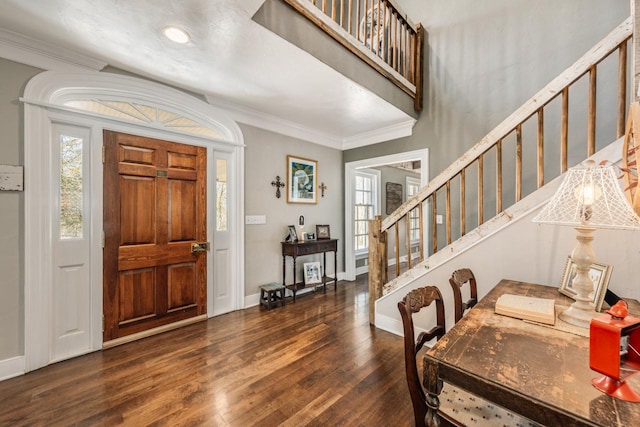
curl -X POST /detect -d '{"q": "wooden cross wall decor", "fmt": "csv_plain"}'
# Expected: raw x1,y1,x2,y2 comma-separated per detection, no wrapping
319,182,327,197
271,176,285,198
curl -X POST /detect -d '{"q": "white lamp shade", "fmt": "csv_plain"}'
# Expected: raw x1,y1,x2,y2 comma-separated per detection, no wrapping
533,162,640,230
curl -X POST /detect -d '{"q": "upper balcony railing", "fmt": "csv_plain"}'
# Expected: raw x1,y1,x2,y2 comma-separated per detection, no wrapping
282,0,424,110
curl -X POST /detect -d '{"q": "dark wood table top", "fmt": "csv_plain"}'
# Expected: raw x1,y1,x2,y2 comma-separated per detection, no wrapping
423,279,640,427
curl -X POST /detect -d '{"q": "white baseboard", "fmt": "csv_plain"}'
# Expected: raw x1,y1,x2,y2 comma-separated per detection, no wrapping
355,265,368,276
374,312,403,337
0,355,25,381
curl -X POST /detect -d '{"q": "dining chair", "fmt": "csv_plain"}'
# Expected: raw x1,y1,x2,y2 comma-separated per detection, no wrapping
397,286,450,427
448,268,478,323
398,285,542,427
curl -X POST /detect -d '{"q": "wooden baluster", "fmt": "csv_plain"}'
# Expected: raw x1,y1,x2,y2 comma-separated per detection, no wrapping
385,4,391,65
561,87,569,173
376,0,382,59
391,11,397,70
394,221,400,278
460,169,466,236
478,156,484,225
381,1,387,63
405,212,411,269
383,229,388,284
332,0,336,21
356,0,361,41
445,181,452,245
347,0,352,33
409,27,416,85
418,202,424,262
618,41,628,138
588,64,597,156
496,140,503,214
368,0,374,53
537,107,544,188
403,25,407,79
432,193,438,254
516,125,523,202
322,0,327,14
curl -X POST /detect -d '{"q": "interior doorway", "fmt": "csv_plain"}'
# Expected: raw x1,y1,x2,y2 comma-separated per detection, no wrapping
344,149,429,281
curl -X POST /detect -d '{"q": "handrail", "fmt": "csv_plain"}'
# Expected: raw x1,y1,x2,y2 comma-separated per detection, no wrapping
282,0,424,110
368,17,632,322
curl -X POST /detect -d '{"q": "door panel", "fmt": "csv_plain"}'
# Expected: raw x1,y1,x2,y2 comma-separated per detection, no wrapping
104,130,207,342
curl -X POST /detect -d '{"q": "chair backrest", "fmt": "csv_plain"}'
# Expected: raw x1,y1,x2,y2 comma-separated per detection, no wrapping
397,286,445,427
449,268,478,323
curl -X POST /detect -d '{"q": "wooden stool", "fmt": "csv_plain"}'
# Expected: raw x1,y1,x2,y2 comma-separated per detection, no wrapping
260,282,286,309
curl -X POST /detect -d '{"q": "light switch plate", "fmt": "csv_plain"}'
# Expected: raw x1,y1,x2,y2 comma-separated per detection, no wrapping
245,215,266,225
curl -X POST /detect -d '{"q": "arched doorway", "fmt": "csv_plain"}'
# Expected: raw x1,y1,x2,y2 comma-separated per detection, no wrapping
22,71,245,370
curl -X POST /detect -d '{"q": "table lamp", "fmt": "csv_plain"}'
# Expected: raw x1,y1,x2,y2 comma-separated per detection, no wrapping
533,160,640,328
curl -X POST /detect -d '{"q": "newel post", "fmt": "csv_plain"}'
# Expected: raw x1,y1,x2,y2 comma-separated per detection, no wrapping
368,215,386,325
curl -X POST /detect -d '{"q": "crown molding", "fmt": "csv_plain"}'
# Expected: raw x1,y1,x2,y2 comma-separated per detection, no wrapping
0,28,106,72
206,95,415,150
341,119,416,150
205,95,344,149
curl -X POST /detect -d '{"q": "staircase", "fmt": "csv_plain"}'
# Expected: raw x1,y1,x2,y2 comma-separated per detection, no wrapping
367,17,634,330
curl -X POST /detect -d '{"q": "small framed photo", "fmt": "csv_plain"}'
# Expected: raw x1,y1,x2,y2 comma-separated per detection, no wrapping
303,261,323,285
287,225,298,242
559,256,612,312
287,155,317,204
303,232,316,241
316,224,330,239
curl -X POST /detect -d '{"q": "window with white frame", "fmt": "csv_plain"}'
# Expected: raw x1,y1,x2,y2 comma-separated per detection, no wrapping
354,170,379,253
406,177,420,242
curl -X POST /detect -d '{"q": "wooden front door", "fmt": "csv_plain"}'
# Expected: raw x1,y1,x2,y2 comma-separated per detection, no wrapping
103,131,207,342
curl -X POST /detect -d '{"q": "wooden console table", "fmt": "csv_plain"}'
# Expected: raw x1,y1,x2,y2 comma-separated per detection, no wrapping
423,279,640,427
281,239,338,301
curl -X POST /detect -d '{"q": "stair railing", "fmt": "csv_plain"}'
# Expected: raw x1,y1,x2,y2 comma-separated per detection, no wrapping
283,0,424,110
368,17,632,324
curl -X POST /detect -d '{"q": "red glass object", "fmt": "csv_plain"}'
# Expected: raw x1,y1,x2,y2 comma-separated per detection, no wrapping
589,300,640,402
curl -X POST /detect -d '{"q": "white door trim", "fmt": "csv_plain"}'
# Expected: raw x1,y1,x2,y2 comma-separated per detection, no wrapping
344,149,429,281
22,70,245,372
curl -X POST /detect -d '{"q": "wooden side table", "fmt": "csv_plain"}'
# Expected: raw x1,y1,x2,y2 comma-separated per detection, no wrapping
260,282,286,309
281,239,338,302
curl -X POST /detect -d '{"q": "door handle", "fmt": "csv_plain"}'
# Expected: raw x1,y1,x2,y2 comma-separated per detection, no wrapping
191,242,210,254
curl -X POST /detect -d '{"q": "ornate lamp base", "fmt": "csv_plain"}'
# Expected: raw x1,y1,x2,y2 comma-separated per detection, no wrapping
559,226,598,328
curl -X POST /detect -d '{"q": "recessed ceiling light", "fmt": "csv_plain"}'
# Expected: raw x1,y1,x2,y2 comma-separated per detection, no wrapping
163,26,190,44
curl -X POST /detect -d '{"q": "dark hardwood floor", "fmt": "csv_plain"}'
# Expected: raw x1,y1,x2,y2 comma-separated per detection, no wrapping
0,275,414,426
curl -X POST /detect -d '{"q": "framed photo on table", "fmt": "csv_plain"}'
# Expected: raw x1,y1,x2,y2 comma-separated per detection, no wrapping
287,155,317,204
285,225,298,242
303,262,323,285
316,224,330,239
559,256,612,312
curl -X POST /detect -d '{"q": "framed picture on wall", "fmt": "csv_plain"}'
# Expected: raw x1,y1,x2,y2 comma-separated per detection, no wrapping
386,182,403,214
287,155,317,204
